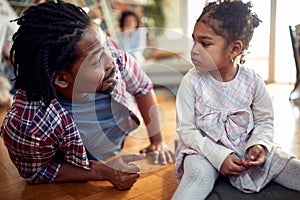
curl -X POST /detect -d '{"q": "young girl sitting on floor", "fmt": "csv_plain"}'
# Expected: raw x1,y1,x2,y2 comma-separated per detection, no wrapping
172,1,300,199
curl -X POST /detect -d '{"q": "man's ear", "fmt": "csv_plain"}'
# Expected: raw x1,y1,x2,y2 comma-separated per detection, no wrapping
231,40,243,57
53,70,71,88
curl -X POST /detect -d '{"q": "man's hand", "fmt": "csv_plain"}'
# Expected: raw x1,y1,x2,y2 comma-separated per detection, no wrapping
220,154,247,176
244,144,267,168
140,142,173,165
102,154,144,190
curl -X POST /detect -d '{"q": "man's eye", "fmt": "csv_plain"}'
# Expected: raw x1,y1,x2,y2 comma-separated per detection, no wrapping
97,57,102,64
97,50,105,64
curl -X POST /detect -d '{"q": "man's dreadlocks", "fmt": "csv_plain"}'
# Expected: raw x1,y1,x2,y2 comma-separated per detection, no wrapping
11,0,90,105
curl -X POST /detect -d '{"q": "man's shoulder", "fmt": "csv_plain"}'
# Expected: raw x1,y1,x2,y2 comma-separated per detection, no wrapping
11,90,71,124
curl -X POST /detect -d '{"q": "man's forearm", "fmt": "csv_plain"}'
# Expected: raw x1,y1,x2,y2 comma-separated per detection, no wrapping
135,89,163,142
54,161,104,182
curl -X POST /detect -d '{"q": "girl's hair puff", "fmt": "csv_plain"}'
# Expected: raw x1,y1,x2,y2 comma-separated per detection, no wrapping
197,0,261,64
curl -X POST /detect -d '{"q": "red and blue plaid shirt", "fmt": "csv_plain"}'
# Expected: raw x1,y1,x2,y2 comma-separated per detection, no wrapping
107,37,153,123
0,90,90,183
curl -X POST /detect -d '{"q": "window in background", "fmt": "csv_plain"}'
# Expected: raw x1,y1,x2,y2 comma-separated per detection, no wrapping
187,0,206,38
242,0,270,81
275,0,300,83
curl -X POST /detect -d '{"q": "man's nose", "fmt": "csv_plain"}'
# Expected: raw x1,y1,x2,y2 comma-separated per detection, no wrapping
101,51,114,71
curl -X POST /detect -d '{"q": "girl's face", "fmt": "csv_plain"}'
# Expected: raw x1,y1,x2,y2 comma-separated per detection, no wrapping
191,20,232,73
123,15,138,32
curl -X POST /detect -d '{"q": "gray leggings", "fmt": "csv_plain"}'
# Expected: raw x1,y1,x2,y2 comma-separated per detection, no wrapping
273,158,300,191
171,155,300,200
171,154,218,200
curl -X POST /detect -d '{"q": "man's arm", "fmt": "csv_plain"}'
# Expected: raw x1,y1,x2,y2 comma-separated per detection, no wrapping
135,89,173,164
105,37,172,164
54,162,103,182
54,154,144,190
135,89,163,144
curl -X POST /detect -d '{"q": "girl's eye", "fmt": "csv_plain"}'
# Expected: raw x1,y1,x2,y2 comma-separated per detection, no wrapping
201,42,209,47
193,40,209,47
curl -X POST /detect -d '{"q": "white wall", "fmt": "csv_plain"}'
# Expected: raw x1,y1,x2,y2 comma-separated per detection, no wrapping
275,0,300,83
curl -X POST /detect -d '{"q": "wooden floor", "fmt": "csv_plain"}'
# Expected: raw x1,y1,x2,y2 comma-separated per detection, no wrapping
0,83,300,200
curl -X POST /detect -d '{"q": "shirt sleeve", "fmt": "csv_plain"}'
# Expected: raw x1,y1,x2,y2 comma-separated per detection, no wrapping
245,74,274,153
176,72,233,171
60,110,90,170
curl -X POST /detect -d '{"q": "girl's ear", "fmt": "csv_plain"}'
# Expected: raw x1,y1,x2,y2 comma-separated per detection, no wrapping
231,40,243,57
53,70,71,88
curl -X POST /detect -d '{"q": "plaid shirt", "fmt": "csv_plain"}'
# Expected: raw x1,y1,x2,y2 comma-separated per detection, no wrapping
0,36,153,184
0,90,90,183
107,37,153,124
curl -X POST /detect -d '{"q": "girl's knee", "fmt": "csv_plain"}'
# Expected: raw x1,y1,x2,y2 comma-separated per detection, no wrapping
183,155,217,180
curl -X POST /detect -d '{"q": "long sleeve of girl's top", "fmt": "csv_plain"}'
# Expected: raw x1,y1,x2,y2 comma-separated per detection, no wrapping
244,74,274,153
176,72,233,171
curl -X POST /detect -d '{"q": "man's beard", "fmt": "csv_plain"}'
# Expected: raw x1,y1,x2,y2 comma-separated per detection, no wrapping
97,67,117,94
99,80,116,94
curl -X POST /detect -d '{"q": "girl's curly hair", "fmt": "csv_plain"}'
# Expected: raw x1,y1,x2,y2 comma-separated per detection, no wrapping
197,0,262,64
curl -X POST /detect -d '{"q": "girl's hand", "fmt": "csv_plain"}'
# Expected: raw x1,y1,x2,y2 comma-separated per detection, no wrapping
244,144,267,168
220,154,247,176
